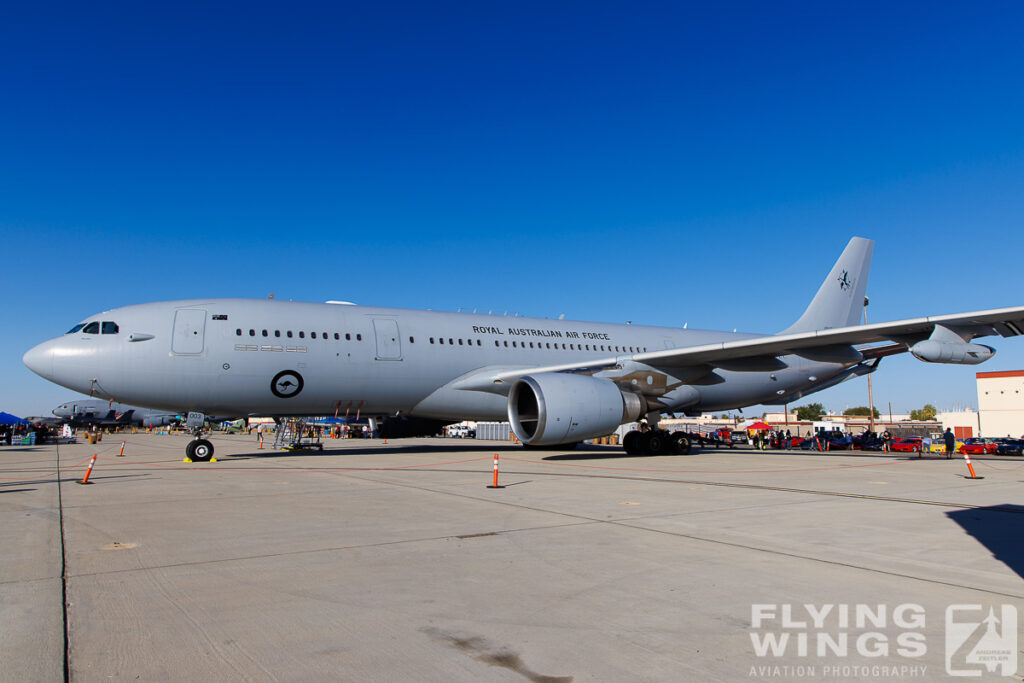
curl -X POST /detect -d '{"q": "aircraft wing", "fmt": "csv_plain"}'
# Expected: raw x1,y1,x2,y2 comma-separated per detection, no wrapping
634,305,1024,368
458,305,1024,393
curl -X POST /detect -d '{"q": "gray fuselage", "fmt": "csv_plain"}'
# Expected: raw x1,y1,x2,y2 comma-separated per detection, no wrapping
24,299,854,420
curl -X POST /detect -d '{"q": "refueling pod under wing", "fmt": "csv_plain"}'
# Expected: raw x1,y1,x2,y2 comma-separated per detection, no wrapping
910,340,995,365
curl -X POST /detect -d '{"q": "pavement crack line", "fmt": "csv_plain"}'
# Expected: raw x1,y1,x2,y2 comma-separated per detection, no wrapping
56,444,70,683
330,469,1024,601
69,520,599,579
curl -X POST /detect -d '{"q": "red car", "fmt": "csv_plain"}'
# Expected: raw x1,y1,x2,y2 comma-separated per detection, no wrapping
958,438,997,455
889,437,924,453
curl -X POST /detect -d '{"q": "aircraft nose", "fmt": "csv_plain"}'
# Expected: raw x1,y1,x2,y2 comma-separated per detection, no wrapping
23,341,54,380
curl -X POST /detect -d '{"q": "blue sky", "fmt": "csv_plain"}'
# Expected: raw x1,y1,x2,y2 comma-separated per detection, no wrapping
3,2,1024,418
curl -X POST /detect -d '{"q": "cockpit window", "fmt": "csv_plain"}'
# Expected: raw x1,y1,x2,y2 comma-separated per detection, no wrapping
101,322,119,334
82,322,100,334
66,324,86,334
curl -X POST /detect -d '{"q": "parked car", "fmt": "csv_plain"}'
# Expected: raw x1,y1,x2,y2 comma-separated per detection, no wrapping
958,438,998,455
852,434,885,451
800,431,851,450
730,431,749,445
994,439,1024,456
888,437,925,453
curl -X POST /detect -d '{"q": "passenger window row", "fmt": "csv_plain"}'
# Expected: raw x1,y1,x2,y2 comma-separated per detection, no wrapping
236,328,363,341
232,327,647,354
428,337,483,346
424,337,646,353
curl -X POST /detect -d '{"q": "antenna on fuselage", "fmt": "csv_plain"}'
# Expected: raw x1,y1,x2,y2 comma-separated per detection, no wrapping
268,293,275,299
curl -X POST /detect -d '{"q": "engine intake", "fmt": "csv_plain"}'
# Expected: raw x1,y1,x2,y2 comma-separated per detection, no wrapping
508,373,644,446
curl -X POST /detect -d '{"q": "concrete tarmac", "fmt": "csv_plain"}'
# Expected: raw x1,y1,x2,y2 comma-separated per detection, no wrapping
2,434,1022,681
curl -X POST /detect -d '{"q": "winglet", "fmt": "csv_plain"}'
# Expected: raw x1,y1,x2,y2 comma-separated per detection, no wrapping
781,237,873,334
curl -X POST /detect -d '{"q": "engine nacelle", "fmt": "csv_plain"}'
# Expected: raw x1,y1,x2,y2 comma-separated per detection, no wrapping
142,415,175,428
508,373,644,446
910,340,995,365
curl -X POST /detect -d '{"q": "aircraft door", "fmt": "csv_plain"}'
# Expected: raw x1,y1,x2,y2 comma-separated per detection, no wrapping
172,309,207,355
372,319,402,361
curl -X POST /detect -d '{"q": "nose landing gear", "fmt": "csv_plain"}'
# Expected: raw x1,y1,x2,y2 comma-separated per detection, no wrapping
186,436,215,462
183,411,215,462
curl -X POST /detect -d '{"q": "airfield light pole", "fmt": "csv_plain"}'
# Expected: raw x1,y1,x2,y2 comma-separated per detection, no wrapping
864,297,875,435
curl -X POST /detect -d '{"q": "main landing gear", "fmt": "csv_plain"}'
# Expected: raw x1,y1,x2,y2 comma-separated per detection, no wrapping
622,429,692,456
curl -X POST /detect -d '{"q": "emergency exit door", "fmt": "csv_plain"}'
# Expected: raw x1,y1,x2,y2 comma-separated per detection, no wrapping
172,309,207,355
373,319,402,360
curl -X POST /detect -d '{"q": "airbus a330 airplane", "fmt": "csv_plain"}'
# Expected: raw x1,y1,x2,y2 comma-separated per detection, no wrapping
23,237,1024,461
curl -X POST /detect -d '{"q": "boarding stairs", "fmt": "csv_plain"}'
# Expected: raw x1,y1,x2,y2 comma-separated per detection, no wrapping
273,418,324,451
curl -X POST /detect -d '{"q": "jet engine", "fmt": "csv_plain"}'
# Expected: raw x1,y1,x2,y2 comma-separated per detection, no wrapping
142,415,176,428
507,373,645,446
910,340,995,365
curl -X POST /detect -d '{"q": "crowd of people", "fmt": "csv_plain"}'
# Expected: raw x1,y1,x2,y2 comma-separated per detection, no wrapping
0,422,56,446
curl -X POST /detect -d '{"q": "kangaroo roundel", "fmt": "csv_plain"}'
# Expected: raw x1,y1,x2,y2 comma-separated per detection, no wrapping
271,370,304,398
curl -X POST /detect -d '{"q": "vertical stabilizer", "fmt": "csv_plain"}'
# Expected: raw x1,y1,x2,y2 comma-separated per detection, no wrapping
781,237,873,334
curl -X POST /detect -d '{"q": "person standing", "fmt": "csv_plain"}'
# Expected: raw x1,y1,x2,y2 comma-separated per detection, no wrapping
943,428,956,459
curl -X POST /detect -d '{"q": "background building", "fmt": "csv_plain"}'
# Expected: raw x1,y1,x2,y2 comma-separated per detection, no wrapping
977,370,1024,437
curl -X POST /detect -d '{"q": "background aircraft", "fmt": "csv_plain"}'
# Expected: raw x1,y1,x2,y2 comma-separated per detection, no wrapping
23,237,1024,461
52,399,181,429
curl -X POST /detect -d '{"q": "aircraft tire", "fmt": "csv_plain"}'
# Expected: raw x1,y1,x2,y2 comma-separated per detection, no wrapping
185,440,197,460
622,431,641,455
190,439,214,462
673,432,692,455
647,431,672,456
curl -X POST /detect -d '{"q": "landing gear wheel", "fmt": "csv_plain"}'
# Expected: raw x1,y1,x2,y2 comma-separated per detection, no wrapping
622,431,641,455
673,432,692,455
647,430,672,455
190,439,214,462
185,440,197,460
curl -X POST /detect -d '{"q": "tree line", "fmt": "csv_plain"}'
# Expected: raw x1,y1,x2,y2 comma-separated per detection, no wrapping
792,403,937,422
